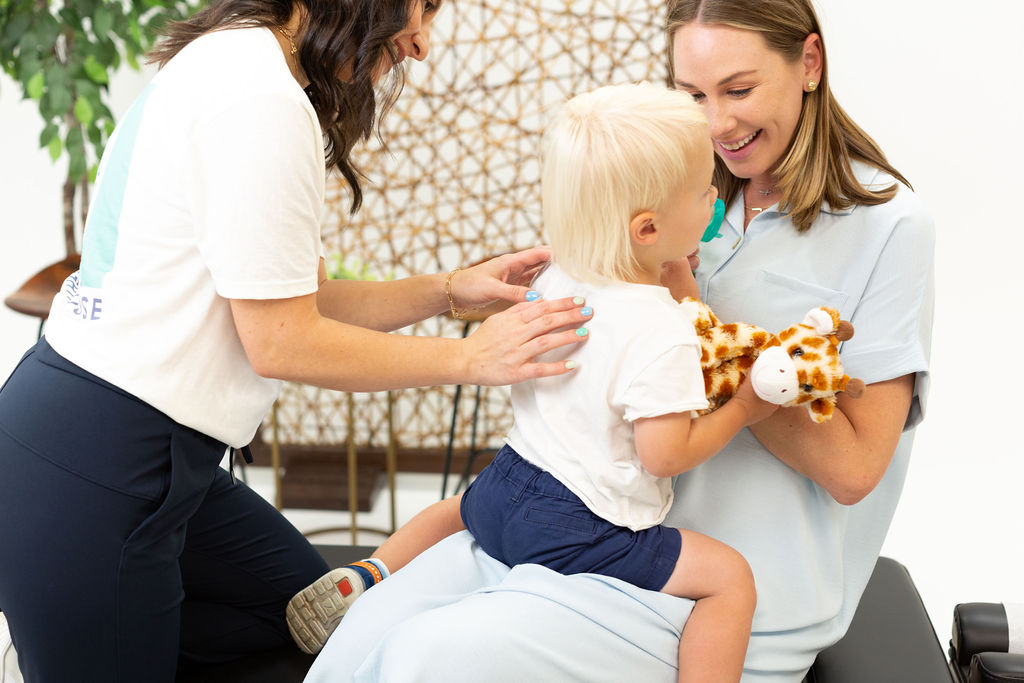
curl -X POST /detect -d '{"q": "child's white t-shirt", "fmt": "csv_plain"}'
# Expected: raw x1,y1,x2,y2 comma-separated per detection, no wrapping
45,27,325,447
506,263,709,531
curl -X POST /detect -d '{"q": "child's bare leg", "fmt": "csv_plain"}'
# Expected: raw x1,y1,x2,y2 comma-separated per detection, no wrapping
661,529,756,683
371,494,466,571
287,494,466,653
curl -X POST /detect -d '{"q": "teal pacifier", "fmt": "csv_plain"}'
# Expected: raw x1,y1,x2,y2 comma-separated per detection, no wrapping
701,198,725,243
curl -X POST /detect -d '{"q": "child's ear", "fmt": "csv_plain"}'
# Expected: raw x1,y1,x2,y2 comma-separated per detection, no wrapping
629,211,659,245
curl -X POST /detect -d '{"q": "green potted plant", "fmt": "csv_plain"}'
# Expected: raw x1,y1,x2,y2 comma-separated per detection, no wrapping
0,0,201,326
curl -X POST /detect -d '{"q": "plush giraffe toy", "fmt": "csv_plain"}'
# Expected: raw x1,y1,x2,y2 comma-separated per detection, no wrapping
680,298,866,423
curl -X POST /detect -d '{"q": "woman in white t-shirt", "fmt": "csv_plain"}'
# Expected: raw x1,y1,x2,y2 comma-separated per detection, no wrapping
0,1,592,680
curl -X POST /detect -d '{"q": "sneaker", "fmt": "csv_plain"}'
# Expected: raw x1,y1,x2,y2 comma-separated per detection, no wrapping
286,567,368,655
1,612,24,683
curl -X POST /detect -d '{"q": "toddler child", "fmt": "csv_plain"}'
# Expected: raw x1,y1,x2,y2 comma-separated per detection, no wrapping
287,81,777,682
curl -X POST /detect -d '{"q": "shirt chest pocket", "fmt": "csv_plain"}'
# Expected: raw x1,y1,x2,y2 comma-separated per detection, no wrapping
753,270,849,332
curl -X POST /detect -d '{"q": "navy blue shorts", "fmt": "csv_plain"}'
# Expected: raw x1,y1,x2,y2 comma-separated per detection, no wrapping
460,445,681,591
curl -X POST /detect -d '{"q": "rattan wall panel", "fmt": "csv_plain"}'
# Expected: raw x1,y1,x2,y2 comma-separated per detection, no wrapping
269,0,668,453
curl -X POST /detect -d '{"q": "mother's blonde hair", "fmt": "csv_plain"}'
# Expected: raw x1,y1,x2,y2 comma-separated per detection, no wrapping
665,0,910,232
542,82,709,284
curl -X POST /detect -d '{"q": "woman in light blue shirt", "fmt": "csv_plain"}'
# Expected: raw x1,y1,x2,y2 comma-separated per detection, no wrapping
305,0,934,680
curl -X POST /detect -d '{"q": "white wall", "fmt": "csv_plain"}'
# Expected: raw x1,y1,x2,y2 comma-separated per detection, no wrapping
2,0,1023,642
1,65,154,367
815,0,1024,644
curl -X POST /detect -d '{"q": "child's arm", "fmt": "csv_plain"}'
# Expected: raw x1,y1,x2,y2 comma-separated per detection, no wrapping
633,379,777,478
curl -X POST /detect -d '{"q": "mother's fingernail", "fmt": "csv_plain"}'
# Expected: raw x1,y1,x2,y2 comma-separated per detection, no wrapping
565,360,578,370
575,327,589,337
573,296,585,305
580,306,593,317
525,290,541,301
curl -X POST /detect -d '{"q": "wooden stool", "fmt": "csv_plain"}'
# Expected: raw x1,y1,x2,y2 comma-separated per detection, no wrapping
4,254,80,338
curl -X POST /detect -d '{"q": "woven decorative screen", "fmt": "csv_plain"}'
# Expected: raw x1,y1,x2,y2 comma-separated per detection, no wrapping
270,0,669,453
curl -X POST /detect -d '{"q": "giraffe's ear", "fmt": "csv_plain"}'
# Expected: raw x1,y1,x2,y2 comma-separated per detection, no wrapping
843,378,866,398
801,308,840,335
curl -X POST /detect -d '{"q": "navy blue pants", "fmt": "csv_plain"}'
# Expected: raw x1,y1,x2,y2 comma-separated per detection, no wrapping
0,339,328,682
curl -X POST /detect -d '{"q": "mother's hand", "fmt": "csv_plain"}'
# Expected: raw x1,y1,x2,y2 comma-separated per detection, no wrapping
450,246,552,311
460,295,593,385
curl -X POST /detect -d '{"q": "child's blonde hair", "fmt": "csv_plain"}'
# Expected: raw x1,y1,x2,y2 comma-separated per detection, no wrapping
542,82,709,284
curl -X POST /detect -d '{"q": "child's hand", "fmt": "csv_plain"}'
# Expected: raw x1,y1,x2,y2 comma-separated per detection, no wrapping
731,375,779,426
660,251,700,301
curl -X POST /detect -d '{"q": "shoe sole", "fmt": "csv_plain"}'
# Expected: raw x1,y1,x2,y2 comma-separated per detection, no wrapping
286,568,363,655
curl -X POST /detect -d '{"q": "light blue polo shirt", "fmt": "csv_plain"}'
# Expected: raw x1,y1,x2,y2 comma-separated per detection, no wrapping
306,162,935,683
666,161,935,677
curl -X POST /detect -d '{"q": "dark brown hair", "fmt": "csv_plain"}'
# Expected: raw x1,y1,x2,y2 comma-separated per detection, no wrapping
666,0,910,232
149,0,415,213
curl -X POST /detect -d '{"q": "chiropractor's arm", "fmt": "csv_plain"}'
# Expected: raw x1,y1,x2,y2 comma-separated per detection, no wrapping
313,247,551,332
229,246,590,392
230,292,589,392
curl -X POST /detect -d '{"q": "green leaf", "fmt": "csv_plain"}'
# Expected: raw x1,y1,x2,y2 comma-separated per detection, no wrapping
93,5,113,37
87,122,103,146
16,56,42,86
44,65,67,92
47,134,62,162
26,70,44,99
66,125,84,152
57,7,80,30
129,20,141,46
16,30,39,59
47,84,72,117
39,121,58,147
33,15,62,51
95,101,113,121
1,14,31,52
83,54,108,84
68,147,87,182
73,95,93,126
88,164,99,184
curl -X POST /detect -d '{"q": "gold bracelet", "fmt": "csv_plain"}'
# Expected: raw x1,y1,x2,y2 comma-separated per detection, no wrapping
445,268,470,320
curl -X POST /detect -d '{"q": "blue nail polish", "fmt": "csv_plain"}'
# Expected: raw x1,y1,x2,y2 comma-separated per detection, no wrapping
573,296,585,305
525,290,540,301
580,306,593,317
565,360,578,370
575,327,589,337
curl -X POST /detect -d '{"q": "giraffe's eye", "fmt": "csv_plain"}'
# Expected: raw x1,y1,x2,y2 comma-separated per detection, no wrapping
801,384,814,392
791,348,804,357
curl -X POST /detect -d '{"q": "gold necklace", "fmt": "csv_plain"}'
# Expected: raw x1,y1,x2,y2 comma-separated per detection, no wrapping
745,197,774,213
745,186,778,213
